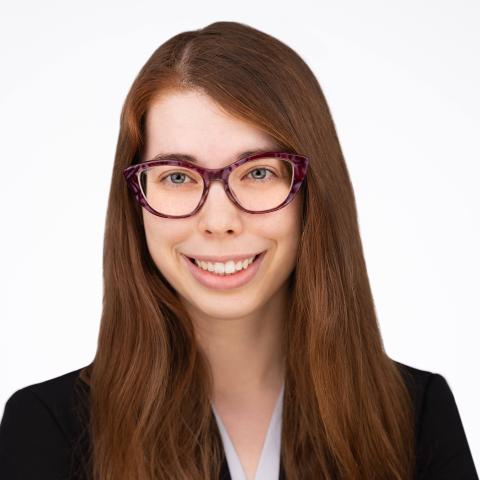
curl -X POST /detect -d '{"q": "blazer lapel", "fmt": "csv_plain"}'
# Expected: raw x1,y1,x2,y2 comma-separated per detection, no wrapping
219,456,231,479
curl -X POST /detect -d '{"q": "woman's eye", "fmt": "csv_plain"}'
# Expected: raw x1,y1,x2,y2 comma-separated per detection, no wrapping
247,168,275,181
162,172,194,184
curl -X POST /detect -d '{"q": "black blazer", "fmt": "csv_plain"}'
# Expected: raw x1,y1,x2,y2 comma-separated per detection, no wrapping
0,361,477,479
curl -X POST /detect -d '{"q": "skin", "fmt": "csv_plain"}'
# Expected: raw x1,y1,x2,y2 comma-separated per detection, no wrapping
141,89,302,477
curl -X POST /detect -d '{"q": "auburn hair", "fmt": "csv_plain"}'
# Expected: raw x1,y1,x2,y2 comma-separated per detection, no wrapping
78,21,415,479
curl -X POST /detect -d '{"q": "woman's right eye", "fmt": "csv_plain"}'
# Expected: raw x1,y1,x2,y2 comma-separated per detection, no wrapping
165,172,189,184
158,171,199,186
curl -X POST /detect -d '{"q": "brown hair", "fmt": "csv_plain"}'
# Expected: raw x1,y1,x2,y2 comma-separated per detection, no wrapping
80,21,415,479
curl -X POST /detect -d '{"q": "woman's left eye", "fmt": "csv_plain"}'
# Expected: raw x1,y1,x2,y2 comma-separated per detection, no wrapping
247,168,275,180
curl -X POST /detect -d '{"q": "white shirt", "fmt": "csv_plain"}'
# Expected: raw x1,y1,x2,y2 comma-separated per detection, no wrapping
211,382,285,480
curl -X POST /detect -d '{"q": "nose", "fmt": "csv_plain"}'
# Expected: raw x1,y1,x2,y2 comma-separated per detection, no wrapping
196,180,242,234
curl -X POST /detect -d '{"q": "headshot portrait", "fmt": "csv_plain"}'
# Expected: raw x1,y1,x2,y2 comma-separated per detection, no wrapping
0,3,478,479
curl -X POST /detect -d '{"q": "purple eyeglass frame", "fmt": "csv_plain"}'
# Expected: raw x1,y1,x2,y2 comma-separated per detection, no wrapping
123,151,310,219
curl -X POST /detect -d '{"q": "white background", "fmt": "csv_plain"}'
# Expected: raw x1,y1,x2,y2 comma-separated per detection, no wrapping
0,0,478,470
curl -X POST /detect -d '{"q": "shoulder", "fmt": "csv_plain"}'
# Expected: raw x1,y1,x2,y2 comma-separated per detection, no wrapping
393,360,478,479
393,360,440,425
0,367,90,479
393,360,469,434
1,367,89,440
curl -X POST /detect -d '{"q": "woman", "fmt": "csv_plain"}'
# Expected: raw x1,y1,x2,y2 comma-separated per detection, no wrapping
0,21,477,480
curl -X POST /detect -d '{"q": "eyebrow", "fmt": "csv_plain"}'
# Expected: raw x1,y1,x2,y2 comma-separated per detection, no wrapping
148,148,281,164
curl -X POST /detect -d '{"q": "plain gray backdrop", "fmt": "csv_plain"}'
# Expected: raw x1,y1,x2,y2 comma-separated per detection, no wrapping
0,0,478,469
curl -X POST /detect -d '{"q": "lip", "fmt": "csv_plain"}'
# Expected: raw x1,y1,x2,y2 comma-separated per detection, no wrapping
181,252,264,263
181,250,267,291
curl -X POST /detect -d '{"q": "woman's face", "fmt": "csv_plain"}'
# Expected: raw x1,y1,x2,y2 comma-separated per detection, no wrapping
142,89,302,320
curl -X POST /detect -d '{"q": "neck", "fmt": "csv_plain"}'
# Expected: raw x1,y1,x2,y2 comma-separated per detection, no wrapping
186,285,288,399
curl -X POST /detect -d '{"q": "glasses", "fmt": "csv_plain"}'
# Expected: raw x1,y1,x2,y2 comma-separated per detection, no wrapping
123,151,309,218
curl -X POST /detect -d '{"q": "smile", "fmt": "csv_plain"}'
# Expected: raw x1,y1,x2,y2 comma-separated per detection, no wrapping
181,251,267,290
190,255,257,275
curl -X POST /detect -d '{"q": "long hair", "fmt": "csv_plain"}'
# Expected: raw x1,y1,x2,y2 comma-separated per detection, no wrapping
79,21,415,479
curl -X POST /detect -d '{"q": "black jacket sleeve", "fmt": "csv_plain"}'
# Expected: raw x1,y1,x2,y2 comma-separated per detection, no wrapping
0,387,71,480
416,373,478,479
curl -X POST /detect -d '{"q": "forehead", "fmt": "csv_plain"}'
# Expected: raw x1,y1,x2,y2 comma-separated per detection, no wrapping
143,90,280,165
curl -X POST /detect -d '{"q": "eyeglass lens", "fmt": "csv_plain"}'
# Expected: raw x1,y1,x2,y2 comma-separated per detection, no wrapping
138,157,294,216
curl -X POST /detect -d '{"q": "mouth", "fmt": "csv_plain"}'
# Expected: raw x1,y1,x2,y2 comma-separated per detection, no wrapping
185,252,263,268
181,250,267,290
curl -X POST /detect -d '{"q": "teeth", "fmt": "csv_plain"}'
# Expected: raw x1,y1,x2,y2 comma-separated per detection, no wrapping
194,256,256,275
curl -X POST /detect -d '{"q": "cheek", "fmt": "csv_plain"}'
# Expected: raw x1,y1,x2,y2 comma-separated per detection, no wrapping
251,195,302,280
248,199,302,304
256,194,302,247
142,211,187,268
